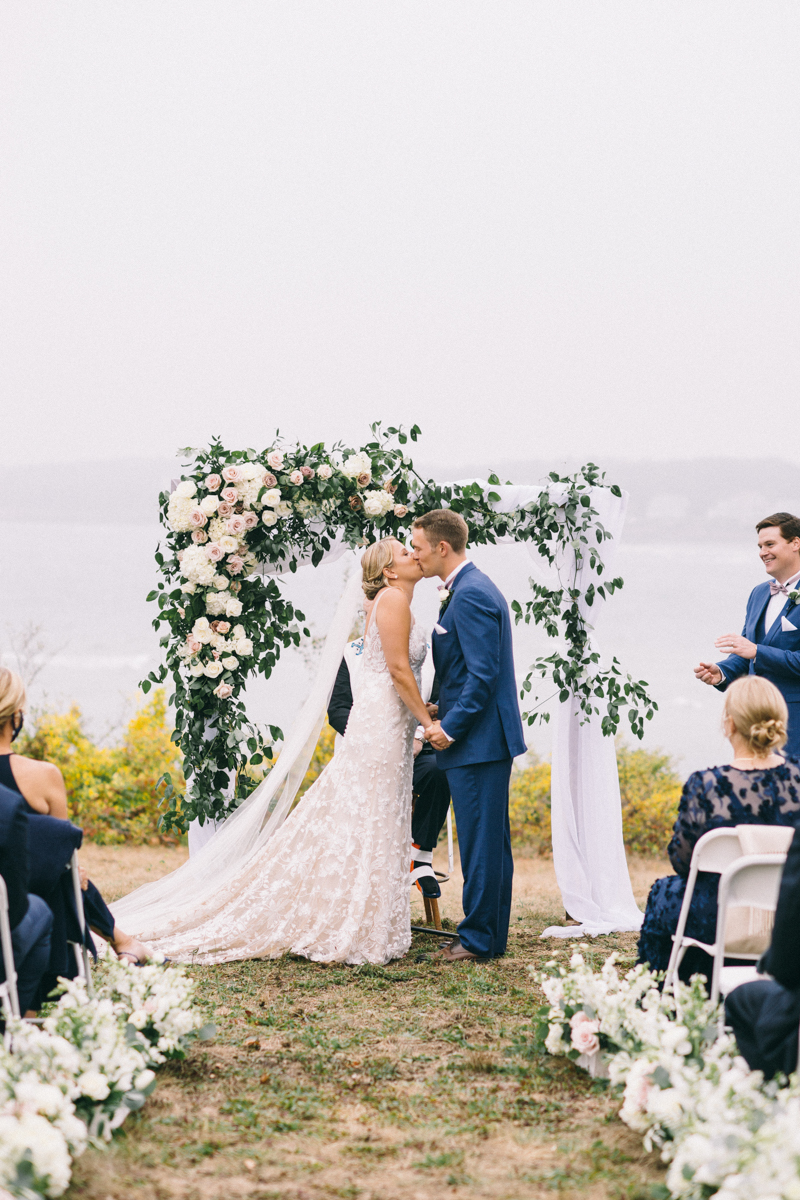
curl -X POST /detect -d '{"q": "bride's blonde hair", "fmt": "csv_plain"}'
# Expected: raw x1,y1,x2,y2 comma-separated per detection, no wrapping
0,668,26,728
361,538,397,601
724,676,788,757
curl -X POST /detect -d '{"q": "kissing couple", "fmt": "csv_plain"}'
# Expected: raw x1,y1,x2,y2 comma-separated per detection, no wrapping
113,510,526,966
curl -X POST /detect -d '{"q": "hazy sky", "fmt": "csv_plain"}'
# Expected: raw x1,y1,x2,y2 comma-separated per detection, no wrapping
2,3,798,468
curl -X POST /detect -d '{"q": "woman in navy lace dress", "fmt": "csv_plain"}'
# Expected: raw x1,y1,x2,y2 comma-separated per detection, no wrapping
638,676,800,983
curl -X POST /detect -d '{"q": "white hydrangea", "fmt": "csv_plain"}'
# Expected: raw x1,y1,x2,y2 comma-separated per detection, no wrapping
275,501,292,517
167,495,195,532
341,452,372,480
362,489,394,518
205,592,228,616
0,1111,72,1197
180,546,217,586
208,516,226,541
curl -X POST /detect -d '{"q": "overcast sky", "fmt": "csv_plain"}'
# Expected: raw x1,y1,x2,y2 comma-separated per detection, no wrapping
2,3,798,469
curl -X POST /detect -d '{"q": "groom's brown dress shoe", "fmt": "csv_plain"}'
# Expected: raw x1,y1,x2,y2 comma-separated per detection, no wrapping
437,938,487,963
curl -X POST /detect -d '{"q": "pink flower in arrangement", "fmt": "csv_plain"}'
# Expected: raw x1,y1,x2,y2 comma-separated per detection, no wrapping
289,470,304,486
227,555,245,575
300,465,315,479
221,487,238,505
263,472,277,488
267,450,284,470
243,512,258,530
192,529,209,544
177,550,185,562
213,682,234,700
212,650,220,660
204,473,222,492
217,501,233,517
189,508,207,528
569,1012,600,1056
229,580,242,594
222,465,241,483
186,638,202,654
227,515,246,536
393,504,408,518
216,621,231,634
206,542,225,562
356,471,371,488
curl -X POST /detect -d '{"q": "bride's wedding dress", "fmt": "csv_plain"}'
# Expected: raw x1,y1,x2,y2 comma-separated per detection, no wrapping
117,588,427,966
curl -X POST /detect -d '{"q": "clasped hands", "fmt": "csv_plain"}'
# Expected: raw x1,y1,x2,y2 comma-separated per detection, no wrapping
420,702,452,751
694,633,758,687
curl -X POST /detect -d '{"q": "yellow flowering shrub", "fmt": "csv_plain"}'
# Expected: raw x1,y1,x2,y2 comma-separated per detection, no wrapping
508,762,553,853
18,691,184,844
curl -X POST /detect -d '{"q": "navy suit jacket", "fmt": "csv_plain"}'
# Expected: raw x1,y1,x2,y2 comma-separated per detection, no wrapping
0,783,30,930
716,581,800,702
432,562,526,769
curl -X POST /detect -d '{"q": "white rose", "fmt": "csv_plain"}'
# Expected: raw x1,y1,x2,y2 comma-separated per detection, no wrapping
189,662,205,677
180,581,197,594
275,501,292,517
263,488,281,507
174,480,197,498
221,656,239,670
135,1069,156,1091
262,510,277,526
317,463,333,479
225,597,243,617
218,535,238,553
77,1070,110,1101
204,661,224,678
212,575,230,590
341,452,372,480
200,495,219,515
234,638,254,657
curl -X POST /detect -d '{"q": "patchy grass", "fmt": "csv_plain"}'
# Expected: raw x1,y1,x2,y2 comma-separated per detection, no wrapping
68,848,669,1200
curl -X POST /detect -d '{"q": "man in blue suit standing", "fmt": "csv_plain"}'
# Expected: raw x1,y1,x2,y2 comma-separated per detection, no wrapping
412,510,527,961
695,512,800,757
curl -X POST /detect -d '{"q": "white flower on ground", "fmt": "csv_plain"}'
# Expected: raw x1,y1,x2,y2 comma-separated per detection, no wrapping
76,1070,110,1101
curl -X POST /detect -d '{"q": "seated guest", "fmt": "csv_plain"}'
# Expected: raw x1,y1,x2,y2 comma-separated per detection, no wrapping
329,645,451,899
638,676,800,983
0,780,53,1016
0,668,151,966
725,824,800,1079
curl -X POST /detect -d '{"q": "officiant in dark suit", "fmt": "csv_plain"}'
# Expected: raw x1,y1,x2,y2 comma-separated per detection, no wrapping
695,513,800,758
725,823,800,1079
328,652,451,899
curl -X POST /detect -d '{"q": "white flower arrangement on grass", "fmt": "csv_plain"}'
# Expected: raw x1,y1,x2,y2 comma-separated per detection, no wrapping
535,952,800,1199
0,958,211,1199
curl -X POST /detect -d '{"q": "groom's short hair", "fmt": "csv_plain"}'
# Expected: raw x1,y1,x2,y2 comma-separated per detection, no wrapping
756,512,800,543
413,509,468,553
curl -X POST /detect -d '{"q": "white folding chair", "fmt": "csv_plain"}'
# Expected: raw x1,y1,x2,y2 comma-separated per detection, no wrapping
663,828,744,994
68,852,93,996
0,877,20,1020
711,855,785,1010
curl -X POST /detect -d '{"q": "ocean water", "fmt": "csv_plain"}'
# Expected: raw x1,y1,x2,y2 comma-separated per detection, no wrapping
0,521,761,776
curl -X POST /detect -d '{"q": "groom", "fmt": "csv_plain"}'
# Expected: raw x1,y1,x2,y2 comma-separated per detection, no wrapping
413,510,526,961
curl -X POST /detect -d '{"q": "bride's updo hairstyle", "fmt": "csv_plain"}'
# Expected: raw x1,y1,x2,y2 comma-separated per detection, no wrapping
724,676,788,757
361,538,397,600
0,668,26,729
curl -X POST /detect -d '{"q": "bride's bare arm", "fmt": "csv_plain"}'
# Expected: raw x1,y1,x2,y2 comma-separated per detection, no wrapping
375,590,431,727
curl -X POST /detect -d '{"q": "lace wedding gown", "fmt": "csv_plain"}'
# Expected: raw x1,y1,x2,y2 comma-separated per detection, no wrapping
127,590,426,966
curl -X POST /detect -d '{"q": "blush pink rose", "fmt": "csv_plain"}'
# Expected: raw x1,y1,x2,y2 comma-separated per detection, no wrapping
393,504,408,518
263,472,277,488
227,515,246,536
186,638,202,654
192,529,209,544
217,501,233,517
177,550,185,562
569,1012,600,1056
300,465,315,479
227,555,245,575
216,621,231,634
212,650,220,660
222,465,241,483
221,487,238,505
204,473,222,492
289,470,304,486
213,682,234,700
206,542,224,562
356,471,371,488
243,512,258,530
189,508,207,528
267,450,284,470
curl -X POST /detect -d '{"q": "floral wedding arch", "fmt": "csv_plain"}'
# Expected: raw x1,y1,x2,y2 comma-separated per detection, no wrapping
143,424,656,935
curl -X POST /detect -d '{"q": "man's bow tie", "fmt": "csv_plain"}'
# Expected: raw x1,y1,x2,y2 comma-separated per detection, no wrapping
770,580,790,597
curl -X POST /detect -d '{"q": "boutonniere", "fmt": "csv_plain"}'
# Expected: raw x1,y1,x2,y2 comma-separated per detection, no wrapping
789,589,800,610
438,587,452,615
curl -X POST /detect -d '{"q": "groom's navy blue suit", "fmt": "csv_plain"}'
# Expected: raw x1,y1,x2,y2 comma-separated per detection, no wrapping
715,581,800,758
432,562,526,958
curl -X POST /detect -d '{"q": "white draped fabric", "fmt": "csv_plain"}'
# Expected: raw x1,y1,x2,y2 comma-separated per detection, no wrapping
136,480,641,942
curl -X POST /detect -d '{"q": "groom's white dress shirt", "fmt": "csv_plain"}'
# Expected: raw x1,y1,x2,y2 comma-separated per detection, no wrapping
765,570,800,634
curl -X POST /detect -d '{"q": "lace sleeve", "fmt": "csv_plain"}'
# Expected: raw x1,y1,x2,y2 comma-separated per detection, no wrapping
667,772,713,877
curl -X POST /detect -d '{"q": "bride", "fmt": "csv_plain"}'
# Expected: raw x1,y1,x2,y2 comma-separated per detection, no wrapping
112,537,432,966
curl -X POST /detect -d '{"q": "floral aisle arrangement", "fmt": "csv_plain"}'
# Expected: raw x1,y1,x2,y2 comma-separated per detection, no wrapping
0,960,212,1199
145,422,657,831
535,952,800,1199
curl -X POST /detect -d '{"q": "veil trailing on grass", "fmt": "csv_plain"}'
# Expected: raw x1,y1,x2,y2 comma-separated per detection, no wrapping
111,564,364,940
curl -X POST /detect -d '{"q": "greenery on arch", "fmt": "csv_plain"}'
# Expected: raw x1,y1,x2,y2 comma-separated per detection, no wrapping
143,423,657,832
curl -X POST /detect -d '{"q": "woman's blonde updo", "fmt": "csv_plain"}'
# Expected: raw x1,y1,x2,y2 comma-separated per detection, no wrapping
0,668,26,728
724,676,788,757
361,538,397,601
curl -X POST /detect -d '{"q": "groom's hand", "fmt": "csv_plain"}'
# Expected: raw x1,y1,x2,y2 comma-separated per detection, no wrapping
713,634,757,660
424,721,452,750
694,662,723,686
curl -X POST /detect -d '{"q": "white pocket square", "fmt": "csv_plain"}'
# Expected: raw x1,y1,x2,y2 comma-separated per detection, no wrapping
781,615,797,632
434,623,448,635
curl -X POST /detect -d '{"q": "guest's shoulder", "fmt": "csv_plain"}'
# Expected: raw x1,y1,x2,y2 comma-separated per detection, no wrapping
683,765,734,798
